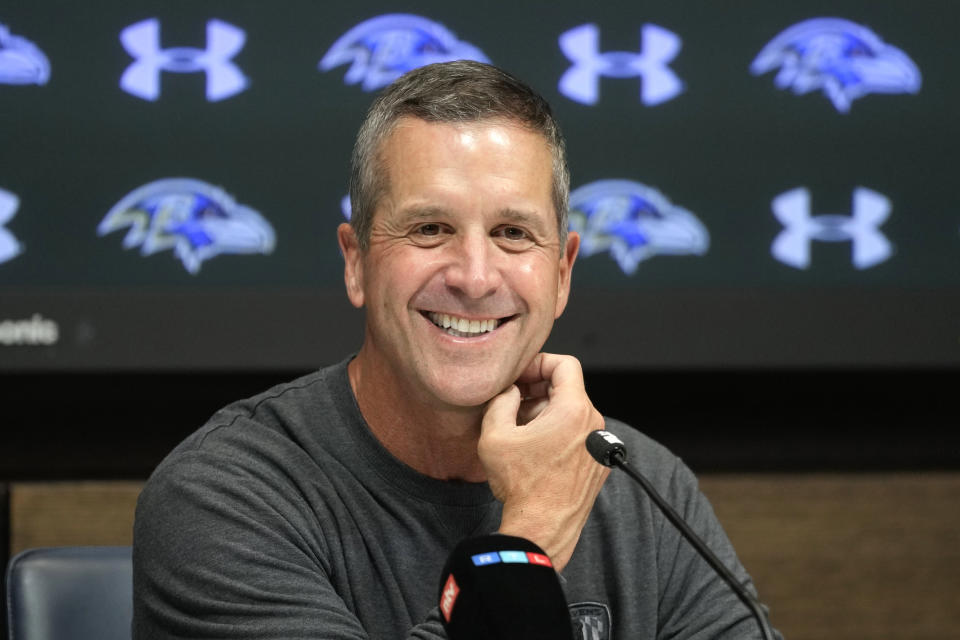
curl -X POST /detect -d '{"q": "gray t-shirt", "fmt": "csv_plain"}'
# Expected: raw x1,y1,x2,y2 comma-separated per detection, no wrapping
133,358,776,639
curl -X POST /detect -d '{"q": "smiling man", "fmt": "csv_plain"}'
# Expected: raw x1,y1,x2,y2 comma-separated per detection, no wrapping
133,61,778,639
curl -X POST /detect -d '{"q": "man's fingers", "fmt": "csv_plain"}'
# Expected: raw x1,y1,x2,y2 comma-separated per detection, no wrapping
517,380,550,400
514,353,584,391
481,354,607,573
483,384,522,430
517,396,550,425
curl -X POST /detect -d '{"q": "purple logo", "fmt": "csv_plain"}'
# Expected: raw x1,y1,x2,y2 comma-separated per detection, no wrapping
120,18,248,102
0,23,50,85
569,179,708,275
751,18,921,113
771,186,892,269
320,14,490,92
0,187,22,264
559,23,683,106
98,178,275,274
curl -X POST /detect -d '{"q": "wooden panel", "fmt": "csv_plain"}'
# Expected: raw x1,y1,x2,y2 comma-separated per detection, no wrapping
700,472,960,640
9,481,142,555
7,474,959,640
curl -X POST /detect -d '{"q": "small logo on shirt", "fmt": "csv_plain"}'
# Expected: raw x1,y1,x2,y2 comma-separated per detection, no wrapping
569,602,612,640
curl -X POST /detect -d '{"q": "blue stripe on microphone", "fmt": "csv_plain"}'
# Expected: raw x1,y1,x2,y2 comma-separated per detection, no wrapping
471,550,533,566
471,552,501,566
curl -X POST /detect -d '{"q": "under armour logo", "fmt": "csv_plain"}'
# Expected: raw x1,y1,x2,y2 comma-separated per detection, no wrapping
559,23,683,106
0,187,23,265
771,187,892,269
120,18,248,102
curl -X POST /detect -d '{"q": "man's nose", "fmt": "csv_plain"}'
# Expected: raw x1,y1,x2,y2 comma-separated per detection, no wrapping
444,233,504,299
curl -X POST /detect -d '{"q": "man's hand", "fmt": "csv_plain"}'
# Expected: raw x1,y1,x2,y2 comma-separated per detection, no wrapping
479,353,610,572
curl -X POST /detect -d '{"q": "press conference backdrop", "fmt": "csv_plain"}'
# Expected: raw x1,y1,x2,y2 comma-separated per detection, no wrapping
1,0,958,371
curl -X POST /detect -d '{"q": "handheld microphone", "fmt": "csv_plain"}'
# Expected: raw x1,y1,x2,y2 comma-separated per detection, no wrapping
586,430,776,640
438,534,574,640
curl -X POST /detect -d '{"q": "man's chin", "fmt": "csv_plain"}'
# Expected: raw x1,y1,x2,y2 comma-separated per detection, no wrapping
427,376,513,412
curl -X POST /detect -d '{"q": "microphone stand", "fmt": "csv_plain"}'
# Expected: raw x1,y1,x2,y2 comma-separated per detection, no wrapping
609,449,775,640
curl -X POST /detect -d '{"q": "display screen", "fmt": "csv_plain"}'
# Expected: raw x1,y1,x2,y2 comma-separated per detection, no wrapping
2,0,957,370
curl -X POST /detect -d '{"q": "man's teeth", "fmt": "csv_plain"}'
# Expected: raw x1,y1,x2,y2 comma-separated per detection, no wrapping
427,312,500,336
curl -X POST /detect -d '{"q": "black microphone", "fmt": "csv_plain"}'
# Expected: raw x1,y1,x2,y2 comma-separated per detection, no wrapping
438,534,574,640
586,430,776,640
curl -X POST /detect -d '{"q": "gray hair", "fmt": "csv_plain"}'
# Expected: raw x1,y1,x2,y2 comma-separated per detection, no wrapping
348,60,570,250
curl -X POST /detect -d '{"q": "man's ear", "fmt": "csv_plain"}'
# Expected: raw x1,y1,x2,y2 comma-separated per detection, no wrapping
554,230,580,318
338,222,365,309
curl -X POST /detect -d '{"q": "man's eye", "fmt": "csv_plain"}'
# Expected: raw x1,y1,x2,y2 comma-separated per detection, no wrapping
417,223,441,236
496,226,528,240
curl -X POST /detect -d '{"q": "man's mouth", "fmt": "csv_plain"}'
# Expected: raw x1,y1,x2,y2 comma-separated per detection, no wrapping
425,311,513,338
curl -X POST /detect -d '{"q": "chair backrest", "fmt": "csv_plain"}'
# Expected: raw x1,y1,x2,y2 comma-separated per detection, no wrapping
6,546,132,640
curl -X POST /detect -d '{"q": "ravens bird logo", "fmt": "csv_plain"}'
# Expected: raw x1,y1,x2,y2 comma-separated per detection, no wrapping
0,23,50,85
319,13,490,92
98,178,275,274
569,179,709,275
751,17,921,113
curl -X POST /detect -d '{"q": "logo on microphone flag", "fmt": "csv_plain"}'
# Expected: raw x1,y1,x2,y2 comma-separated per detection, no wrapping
440,574,459,622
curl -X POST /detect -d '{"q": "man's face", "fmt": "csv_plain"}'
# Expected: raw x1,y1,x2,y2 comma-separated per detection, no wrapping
340,117,579,410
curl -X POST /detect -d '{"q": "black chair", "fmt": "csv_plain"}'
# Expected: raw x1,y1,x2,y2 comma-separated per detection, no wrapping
5,546,132,640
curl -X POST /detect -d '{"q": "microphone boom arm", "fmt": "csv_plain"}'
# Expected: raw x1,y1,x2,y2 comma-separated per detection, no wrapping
587,431,775,640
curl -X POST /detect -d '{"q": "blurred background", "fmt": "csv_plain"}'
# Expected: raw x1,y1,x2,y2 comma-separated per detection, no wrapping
1,1,958,638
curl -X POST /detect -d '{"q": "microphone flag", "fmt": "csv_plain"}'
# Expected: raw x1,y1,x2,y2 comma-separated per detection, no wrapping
438,534,574,640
